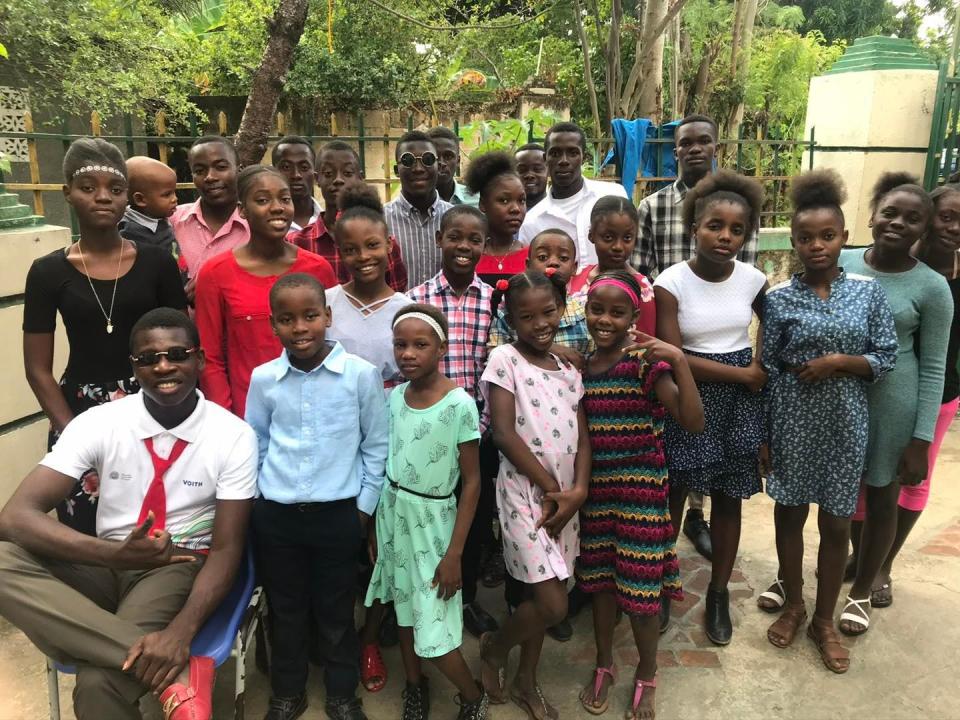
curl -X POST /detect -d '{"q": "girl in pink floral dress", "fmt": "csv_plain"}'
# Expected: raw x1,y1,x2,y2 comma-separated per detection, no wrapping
480,269,591,718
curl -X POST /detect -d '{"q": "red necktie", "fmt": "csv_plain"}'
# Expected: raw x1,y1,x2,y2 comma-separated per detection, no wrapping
137,437,190,532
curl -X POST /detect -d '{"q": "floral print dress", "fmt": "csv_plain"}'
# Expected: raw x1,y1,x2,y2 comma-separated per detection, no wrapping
481,344,585,583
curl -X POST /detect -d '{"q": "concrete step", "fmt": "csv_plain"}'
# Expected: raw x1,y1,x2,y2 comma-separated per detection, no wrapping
0,194,19,209
0,215,43,229
0,204,32,221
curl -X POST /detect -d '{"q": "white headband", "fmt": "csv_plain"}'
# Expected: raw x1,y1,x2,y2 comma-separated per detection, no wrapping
393,312,446,342
72,165,126,179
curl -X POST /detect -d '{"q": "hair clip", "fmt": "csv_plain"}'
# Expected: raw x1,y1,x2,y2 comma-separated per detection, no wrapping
544,267,557,277
495,279,510,291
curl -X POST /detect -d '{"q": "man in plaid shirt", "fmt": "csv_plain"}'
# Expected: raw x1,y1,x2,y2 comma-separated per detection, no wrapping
407,205,500,640
630,114,759,277
288,141,408,291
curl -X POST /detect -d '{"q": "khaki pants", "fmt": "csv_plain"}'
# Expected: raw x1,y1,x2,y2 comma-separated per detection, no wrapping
0,541,202,719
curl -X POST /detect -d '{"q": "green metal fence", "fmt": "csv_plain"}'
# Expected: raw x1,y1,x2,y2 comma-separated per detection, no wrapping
0,110,817,233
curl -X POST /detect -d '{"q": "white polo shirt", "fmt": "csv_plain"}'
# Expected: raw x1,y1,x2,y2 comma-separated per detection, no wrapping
518,177,629,268
41,391,258,551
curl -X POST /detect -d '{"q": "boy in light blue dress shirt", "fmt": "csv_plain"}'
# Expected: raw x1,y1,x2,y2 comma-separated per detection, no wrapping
246,273,388,720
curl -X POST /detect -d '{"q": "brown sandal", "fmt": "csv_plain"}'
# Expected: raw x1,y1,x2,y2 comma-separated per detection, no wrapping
767,603,807,648
511,684,558,720
807,616,850,674
479,632,507,703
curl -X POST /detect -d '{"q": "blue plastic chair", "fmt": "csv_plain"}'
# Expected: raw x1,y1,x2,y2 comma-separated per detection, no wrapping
46,547,266,720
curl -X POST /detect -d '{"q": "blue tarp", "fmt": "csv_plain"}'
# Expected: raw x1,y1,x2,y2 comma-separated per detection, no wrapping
602,119,681,195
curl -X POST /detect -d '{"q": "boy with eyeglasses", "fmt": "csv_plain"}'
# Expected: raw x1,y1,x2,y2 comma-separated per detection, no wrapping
383,131,454,288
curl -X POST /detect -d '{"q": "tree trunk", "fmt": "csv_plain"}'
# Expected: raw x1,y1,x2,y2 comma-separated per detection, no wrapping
635,0,668,122
725,0,759,145
620,0,690,118
233,0,309,167
571,0,604,138
687,40,719,115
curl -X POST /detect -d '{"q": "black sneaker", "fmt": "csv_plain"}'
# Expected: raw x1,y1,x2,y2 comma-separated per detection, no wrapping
546,616,573,642
264,693,307,720
463,601,499,638
455,682,489,720
325,696,366,720
401,677,430,720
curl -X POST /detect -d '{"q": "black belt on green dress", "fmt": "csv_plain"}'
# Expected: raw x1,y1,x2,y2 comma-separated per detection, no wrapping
388,478,453,500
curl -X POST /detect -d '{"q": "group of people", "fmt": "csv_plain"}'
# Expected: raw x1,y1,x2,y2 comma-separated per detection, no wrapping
0,112,955,720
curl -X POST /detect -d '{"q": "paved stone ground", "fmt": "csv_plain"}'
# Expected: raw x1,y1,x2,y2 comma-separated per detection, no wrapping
2,425,958,720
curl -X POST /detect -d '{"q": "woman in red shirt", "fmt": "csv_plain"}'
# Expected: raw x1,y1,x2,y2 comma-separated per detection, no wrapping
195,165,336,416
466,151,529,287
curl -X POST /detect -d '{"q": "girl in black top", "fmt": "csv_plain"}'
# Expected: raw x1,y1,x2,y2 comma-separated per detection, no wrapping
22,138,187,534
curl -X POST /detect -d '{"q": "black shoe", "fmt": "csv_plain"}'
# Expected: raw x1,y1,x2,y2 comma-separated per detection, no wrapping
659,595,671,634
325,696,367,720
463,601,499,638
704,586,732,646
455,682,489,720
546,616,573,642
683,509,713,560
378,604,399,648
264,693,307,720
402,677,430,720
566,584,592,617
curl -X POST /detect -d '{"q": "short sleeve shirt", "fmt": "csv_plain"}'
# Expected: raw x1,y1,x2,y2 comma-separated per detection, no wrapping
40,392,258,551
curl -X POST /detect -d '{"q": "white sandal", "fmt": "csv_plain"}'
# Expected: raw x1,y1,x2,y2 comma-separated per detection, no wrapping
757,578,786,613
839,595,870,636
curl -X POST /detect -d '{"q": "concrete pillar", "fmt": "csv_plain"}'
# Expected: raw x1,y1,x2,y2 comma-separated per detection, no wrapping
802,36,938,244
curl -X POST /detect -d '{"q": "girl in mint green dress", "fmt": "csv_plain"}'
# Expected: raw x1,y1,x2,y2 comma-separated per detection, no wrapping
365,304,488,719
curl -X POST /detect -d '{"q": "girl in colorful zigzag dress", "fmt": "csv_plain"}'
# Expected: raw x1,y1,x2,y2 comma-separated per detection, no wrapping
577,271,704,720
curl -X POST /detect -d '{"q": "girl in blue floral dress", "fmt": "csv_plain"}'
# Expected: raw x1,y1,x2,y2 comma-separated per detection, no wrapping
759,170,897,673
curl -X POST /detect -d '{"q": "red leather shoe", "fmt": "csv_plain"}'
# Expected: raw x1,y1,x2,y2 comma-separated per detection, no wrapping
360,643,387,693
158,656,215,720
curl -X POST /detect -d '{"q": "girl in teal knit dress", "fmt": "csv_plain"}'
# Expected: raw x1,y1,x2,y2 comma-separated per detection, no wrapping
365,304,488,719
836,173,952,637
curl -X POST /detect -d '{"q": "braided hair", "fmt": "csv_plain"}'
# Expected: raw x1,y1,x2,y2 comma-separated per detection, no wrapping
490,269,567,320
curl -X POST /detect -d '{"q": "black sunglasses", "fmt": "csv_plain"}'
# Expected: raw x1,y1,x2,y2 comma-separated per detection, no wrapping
398,151,437,169
130,347,199,367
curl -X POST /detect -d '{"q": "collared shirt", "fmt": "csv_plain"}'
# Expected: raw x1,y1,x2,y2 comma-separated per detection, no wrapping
287,197,324,234
123,205,161,233
383,192,454,288
518,178,628,268
245,342,388,514
40,392,258,551
631,177,759,277
451,180,480,207
487,295,592,356
288,214,409,292
120,206,183,266
171,200,250,278
408,271,493,424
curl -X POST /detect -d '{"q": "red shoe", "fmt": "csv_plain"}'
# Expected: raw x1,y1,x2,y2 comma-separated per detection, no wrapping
360,643,387,693
158,656,215,720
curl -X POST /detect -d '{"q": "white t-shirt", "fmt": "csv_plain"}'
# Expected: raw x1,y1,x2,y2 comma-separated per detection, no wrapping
326,285,413,388
518,178,629,267
653,260,766,354
40,392,258,551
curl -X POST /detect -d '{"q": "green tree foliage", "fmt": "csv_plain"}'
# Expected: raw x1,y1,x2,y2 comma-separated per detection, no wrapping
0,0,198,120
780,0,901,43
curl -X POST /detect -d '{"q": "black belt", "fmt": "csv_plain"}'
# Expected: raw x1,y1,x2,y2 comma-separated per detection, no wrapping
388,478,453,500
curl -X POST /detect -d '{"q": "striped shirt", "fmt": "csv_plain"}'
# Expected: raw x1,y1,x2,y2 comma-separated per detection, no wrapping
384,192,453,288
408,271,493,430
631,177,758,277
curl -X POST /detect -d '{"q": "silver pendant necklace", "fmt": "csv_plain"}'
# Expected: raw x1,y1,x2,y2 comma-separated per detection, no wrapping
77,239,124,334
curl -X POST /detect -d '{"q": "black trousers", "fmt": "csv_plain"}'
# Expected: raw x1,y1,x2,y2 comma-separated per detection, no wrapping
460,435,499,605
253,498,361,699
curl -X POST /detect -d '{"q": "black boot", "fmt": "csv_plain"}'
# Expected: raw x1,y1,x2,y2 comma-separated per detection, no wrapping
704,586,732,646
683,508,713,560
659,594,671,634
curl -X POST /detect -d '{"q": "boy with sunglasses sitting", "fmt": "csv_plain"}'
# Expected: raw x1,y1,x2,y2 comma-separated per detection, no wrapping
383,130,454,288
0,307,258,720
